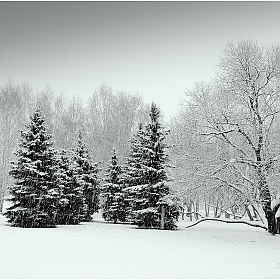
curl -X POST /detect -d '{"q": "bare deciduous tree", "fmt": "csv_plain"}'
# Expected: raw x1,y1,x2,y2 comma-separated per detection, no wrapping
177,40,280,233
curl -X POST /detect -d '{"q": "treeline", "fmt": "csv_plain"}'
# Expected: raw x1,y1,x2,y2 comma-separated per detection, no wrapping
0,82,149,210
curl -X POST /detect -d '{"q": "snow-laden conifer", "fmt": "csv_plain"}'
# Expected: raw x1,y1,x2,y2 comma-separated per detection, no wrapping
4,110,59,227
73,131,100,222
101,150,127,223
124,103,179,229
55,149,84,225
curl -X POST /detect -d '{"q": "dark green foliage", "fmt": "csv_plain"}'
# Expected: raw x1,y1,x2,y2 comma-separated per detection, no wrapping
4,110,58,228
101,150,127,223
55,149,84,225
124,103,179,229
73,131,100,222
157,196,180,230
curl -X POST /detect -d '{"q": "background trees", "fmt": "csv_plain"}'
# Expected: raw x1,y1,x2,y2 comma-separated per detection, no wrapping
0,83,148,211
0,82,33,211
86,84,150,166
170,39,280,233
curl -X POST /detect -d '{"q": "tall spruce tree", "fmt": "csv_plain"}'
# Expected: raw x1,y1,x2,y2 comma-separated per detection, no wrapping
101,150,127,223
55,149,84,225
125,103,179,229
4,110,59,228
73,131,100,222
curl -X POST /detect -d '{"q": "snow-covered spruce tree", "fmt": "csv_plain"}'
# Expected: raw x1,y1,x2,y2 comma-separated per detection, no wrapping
4,110,59,228
55,149,84,225
73,131,100,222
101,150,127,223
124,103,179,229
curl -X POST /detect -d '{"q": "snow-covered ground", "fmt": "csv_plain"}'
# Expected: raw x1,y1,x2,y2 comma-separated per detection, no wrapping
0,213,280,279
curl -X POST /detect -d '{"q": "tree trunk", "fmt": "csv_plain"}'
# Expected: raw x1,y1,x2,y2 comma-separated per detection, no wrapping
214,204,218,218
245,205,254,221
276,217,280,234
263,203,277,234
257,163,277,234
204,203,209,217
195,200,199,220
259,179,277,234
0,194,4,213
181,204,185,220
160,205,165,230
214,200,221,218
187,204,192,221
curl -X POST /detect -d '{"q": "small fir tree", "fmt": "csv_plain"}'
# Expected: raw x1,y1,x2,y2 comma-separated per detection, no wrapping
55,149,84,225
101,150,127,223
124,103,179,229
4,110,59,228
73,131,100,222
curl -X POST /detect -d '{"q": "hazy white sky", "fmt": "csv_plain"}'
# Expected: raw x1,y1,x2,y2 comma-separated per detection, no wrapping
1,1,280,119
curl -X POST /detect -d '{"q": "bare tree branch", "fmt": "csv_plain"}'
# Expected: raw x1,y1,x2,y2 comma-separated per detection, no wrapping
229,163,256,186
202,129,236,136
185,217,267,230
211,176,245,194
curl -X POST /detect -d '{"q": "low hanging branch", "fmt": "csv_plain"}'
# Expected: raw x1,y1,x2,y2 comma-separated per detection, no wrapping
185,217,268,231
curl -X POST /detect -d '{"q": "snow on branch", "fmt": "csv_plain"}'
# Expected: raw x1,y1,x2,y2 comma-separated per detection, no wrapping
234,158,258,167
185,218,267,231
201,125,254,158
201,129,236,136
211,176,245,194
210,161,232,176
210,160,255,188
236,126,256,151
229,164,256,186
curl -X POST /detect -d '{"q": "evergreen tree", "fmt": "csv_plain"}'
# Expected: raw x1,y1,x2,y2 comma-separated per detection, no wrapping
73,131,100,222
55,149,84,225
124,103,179,229
101,150,127,223
4,110,59,228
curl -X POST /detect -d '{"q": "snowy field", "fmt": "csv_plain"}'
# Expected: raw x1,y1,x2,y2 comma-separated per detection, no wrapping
0,213,280,279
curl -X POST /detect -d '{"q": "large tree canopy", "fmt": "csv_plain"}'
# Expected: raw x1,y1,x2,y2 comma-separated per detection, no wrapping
170,39,280,233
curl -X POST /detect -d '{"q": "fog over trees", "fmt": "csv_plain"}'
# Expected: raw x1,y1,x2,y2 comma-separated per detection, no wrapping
1,39,280,233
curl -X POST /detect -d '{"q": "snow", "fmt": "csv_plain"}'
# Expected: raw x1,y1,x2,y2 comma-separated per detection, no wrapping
0,213,280,279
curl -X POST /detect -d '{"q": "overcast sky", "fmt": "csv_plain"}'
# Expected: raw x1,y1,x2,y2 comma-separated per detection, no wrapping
1,1,280,119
